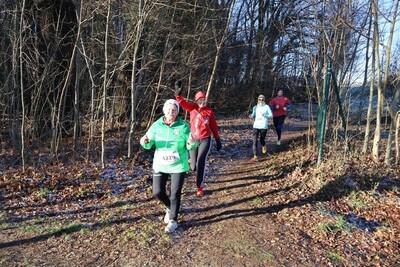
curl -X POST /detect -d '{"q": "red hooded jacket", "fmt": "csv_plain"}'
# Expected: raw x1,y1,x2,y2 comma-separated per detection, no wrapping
175,95,220,140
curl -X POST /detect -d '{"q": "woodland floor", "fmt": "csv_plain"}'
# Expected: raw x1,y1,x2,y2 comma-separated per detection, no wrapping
0,104,399,267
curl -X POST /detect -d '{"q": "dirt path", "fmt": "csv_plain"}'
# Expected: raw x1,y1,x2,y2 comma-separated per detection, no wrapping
1,108,399,266
140,116,326,267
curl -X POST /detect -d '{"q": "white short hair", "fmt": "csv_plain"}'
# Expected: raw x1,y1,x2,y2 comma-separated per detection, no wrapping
163,99,179,114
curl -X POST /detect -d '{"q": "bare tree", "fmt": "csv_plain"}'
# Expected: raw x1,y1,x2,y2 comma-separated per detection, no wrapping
384,0,400,164
19,0,27,171
205,0,236,101
371,0,384,160
100,0,112,168
127,0,152,158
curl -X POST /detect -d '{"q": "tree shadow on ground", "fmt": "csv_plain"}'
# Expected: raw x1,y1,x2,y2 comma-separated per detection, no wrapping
0,215,141,249
0,195,153,226
184,173,399,230
183,181,302,217
208,174,291,193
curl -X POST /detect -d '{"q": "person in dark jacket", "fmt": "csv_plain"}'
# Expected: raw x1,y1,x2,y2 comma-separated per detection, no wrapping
175,81,221,196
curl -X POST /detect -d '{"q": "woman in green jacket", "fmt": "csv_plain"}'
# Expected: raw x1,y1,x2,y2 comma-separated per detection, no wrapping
140,99,198,233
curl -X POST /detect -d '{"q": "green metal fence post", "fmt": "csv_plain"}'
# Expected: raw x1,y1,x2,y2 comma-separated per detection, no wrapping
317,59,331,165
331,71,348,141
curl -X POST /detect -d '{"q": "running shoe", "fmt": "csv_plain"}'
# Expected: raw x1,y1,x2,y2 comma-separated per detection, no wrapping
262,146,267,154
163,209,171,224
196,187,205,196
164,220,178,233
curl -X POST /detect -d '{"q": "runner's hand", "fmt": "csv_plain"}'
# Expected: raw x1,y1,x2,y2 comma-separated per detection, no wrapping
142,135,149,144
175,80,182,96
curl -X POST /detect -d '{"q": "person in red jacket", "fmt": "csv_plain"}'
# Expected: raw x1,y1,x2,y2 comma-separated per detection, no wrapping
175,81,222,196
269,89,291,145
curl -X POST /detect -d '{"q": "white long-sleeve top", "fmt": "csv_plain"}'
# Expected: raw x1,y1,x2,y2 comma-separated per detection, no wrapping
250,104,273,129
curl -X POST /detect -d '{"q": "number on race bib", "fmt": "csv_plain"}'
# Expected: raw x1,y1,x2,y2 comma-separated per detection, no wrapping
156,150,180,165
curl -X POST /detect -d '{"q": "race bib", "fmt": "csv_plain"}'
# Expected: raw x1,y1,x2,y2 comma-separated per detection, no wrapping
256,111,264,120
156,150,180,165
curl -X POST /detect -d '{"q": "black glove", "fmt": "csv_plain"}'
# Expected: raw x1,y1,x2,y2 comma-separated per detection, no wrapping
216,138,222,151
175,80,182,96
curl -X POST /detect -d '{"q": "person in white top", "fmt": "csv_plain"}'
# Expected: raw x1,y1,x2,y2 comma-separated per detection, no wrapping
249,94,273,161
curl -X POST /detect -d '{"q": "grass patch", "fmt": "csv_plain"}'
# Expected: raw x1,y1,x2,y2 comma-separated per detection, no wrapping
317,215,350,234
36,188,51,198
347,191,366,208
327,251,343,263
1,221,12,229
226,239,275,263
251,196,263,203
122,219,169,246
317,222,333,232
22,224,44,233
20,220,91,237
263,251,275,261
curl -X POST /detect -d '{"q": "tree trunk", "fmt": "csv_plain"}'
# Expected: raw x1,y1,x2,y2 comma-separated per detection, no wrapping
384,0,400,164
371,0,383,160
73,1,83,152
128,0,150,158
101,0,112,168
206,0,235,102
19,0,27,171
386,87,400,163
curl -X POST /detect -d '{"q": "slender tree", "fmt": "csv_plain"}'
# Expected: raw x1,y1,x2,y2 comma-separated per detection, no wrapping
384,0,400,163
19,0,27,171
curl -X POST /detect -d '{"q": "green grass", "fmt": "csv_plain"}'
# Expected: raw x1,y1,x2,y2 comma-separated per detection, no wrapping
317,215,350,233
226,239,275,263
317,222,333,232
334,215,350,232
20,220,91,236
22,224,44,233
251,196,263,203
1,221,12,229
327,251,342,263
122,218,171,245
36,188,51,198
347,191,366,208
0,212,11,229
263,251,275,261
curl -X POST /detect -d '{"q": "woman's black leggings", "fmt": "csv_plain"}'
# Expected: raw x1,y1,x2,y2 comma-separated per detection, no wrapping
189,136,211,188
252,128,267,156
273,115,286,140
152,172,185,221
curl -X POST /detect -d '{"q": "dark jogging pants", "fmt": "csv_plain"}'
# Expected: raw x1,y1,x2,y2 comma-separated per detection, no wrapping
273,115,286,141
152,172,185,221
189,136,211,188
252,128,267,156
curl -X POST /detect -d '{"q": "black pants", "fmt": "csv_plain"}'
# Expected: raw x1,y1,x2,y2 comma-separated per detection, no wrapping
152,172,185,221
273,115,286,141
252,128,267,156
189,136,211,188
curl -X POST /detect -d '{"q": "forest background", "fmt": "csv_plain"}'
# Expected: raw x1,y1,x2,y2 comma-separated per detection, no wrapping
0,0,399,167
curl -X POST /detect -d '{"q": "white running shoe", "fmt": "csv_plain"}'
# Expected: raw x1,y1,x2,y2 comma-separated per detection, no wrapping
163,209,171,224
164,220,178,233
